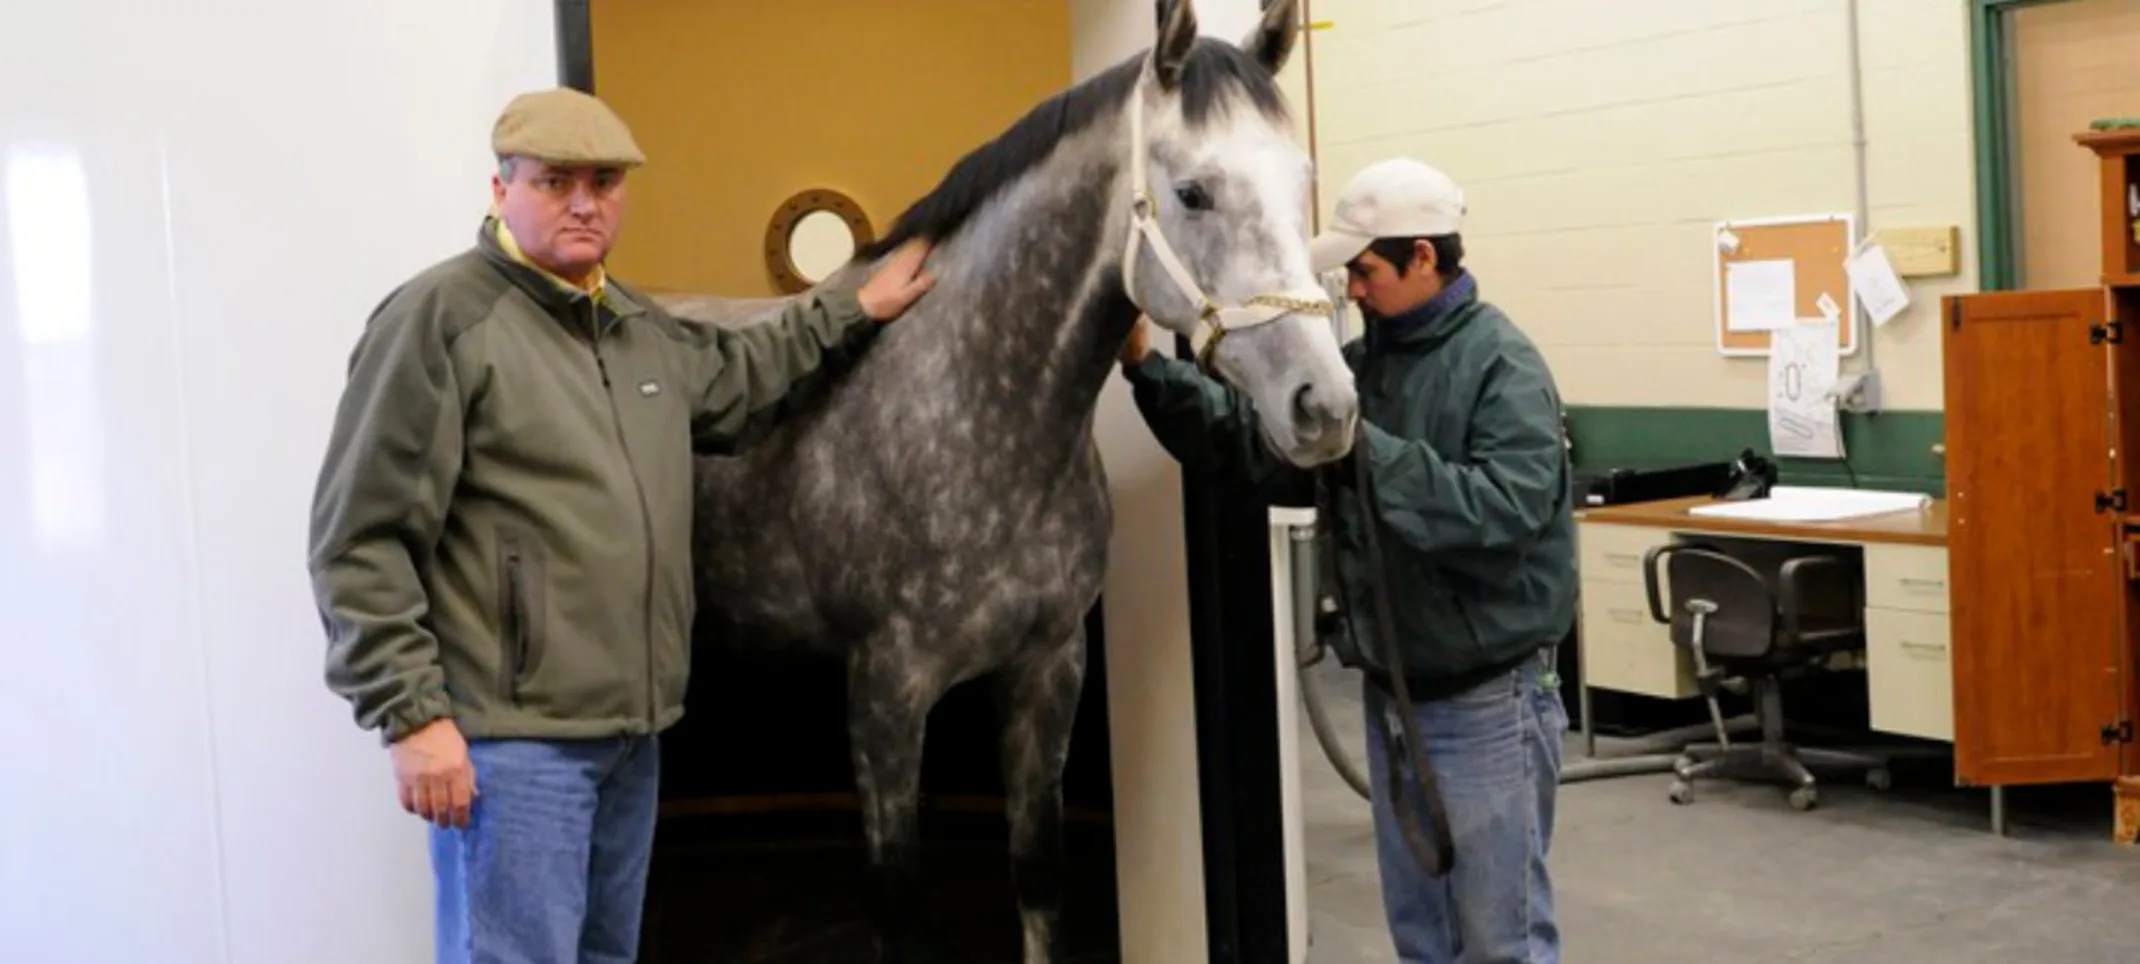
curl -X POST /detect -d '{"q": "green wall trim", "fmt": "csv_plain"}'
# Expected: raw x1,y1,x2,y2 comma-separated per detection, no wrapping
1566,405,1946,497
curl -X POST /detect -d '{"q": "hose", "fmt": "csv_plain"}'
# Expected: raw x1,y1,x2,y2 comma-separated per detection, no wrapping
1290,524,1373,799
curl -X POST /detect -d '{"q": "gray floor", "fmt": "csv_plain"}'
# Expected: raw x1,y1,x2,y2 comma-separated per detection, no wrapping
1296,660,2140,964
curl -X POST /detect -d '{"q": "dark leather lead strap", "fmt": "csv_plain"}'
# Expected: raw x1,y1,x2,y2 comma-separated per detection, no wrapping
1320,421,1456,877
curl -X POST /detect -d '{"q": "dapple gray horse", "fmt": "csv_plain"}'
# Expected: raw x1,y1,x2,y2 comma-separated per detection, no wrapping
658,2,1355,959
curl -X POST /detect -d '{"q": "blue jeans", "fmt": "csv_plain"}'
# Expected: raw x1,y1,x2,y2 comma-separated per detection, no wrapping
429,735,662,964
1363,649,1565,964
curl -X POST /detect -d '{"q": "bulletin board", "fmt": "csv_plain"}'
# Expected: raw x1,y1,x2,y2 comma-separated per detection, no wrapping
1712,212,1859,357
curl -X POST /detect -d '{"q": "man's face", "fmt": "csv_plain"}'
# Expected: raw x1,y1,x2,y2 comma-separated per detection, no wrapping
491,157,628,282
1344,240,1443,321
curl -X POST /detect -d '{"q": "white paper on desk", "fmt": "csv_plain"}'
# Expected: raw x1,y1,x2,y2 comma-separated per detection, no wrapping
1767,320,1844,459
1847,242,1910,328
1689,485,1930,522
1725,258,1795,331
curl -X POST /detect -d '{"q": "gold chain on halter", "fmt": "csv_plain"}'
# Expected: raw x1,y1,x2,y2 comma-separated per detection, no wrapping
1241,294,1336,317
1195,295,1337,371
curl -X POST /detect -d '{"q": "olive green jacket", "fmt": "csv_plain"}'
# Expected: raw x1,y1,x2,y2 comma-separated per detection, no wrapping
308,218,879,744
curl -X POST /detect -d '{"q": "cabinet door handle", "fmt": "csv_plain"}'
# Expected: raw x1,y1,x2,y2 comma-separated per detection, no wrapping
1608,607,1644,624
1897,577,1946,590
1604,552,1641,566
1898,640,1946,656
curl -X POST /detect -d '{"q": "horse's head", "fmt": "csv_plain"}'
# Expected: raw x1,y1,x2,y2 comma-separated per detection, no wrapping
1120,0,1357,468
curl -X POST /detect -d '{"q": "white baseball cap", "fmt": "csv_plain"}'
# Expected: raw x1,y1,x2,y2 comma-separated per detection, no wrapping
1309,158,1468,273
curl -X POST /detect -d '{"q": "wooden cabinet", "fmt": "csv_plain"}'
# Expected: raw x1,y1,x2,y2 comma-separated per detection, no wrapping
1941,286,2127,787
1942,129,2140,792
2075,129,2140,289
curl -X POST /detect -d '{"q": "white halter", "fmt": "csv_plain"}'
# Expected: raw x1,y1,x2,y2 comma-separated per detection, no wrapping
1120,65,1334,374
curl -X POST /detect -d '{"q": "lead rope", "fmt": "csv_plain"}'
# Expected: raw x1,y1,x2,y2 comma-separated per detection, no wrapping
1320,420,1457,878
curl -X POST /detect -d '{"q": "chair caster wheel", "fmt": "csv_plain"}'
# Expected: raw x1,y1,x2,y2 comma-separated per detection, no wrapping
1673,754,1695,776
1789,786,1819,811
1865,768,1892,791
1668,780,1693,805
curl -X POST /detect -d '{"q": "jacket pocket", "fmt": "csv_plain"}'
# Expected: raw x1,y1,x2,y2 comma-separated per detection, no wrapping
496,527,546,699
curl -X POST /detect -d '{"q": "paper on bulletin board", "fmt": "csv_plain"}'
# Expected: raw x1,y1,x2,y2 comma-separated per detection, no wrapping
1846,242,1910,328
1725,258,1795,331
1767,319,1844,459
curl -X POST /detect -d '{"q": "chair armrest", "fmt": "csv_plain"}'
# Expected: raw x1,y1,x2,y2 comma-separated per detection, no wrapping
1642,544,1679,624
1777,555,1860,640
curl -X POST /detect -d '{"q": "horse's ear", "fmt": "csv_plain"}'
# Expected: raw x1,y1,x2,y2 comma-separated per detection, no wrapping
1152,0,1199,90
1243,0,1299,75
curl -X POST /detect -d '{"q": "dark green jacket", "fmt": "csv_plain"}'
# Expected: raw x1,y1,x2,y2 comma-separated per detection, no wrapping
308,218,880,744
1123,273,1576,695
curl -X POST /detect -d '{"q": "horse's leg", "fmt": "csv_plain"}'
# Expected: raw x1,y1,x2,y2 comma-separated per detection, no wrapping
848,633,943,964
993,623,1088,964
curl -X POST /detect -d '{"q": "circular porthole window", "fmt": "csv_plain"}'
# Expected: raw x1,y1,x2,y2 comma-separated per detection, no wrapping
764,188,874,294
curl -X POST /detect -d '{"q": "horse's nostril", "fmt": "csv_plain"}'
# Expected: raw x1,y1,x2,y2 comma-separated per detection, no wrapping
1292,385,1317,427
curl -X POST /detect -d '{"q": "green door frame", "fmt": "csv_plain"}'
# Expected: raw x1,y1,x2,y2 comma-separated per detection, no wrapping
1971,0,2087,291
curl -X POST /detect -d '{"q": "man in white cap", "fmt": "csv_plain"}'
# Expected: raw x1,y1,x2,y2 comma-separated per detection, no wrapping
308,86,936,963
1119,156,1574,963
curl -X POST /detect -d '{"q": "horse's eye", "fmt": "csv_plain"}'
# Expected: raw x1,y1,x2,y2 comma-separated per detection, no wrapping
1174,182,1212,212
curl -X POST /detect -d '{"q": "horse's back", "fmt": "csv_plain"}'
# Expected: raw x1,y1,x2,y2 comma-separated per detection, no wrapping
661,270,1109,671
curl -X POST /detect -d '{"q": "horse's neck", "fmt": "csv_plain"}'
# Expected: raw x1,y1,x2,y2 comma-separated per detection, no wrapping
924,128,1138,437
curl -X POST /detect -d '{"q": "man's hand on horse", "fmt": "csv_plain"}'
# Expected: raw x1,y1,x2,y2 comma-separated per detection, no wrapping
859,237,937,321
1119,316,1152,365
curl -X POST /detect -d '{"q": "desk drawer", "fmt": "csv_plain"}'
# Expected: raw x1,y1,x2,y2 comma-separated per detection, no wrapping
1578,522,1669,586
1864,544,1950,614
1579,581,1696,699
1866,607,1953,742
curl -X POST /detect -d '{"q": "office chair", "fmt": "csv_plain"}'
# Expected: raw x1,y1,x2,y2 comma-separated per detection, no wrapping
1641,542,1890,811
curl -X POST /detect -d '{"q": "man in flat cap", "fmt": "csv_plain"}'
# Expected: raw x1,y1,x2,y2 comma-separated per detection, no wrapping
307,86,936,963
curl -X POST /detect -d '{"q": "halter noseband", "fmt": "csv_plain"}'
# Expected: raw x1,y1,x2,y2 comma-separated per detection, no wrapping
1120,66,1335,376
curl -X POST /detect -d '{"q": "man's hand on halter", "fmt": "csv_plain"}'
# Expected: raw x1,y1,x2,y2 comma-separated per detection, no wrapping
859,238,937,322
1119,317,1152,365
392,717,477,829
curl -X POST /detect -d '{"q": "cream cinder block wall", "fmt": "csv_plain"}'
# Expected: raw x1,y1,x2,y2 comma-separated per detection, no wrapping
1304,0,1980,411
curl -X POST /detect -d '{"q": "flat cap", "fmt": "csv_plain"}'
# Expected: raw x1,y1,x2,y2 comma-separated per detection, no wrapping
491,87,646,167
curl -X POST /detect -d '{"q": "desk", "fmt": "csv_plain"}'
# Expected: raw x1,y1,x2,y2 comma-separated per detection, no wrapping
1572,495,1976,818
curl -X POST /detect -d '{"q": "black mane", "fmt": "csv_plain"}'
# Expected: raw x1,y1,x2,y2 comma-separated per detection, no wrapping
853,38,1289,262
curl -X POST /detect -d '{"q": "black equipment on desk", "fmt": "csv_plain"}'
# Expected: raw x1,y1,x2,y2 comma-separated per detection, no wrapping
1714,448,1779,501
1577,459,1737,507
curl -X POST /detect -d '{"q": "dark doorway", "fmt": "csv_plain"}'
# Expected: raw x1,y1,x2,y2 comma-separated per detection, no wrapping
643,604,1120,963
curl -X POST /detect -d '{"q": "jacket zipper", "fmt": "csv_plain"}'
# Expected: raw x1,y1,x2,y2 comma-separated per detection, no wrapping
587,300,660,732
504,549,527,693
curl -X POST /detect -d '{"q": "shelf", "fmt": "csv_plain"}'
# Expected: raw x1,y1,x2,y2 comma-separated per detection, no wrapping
2077,130,2140,288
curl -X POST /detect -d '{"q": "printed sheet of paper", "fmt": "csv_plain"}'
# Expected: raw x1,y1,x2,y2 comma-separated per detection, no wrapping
1725,258,1796,332
1768,320,1844,459
1846,242,1910,327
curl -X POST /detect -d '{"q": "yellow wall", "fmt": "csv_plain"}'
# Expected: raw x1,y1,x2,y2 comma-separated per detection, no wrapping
1303,0,1981,412
589,0,1072,296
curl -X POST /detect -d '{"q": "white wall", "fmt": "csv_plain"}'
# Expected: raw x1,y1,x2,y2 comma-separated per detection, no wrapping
0,3,556,962
1305,0,1979,411
1075,0,1210,954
